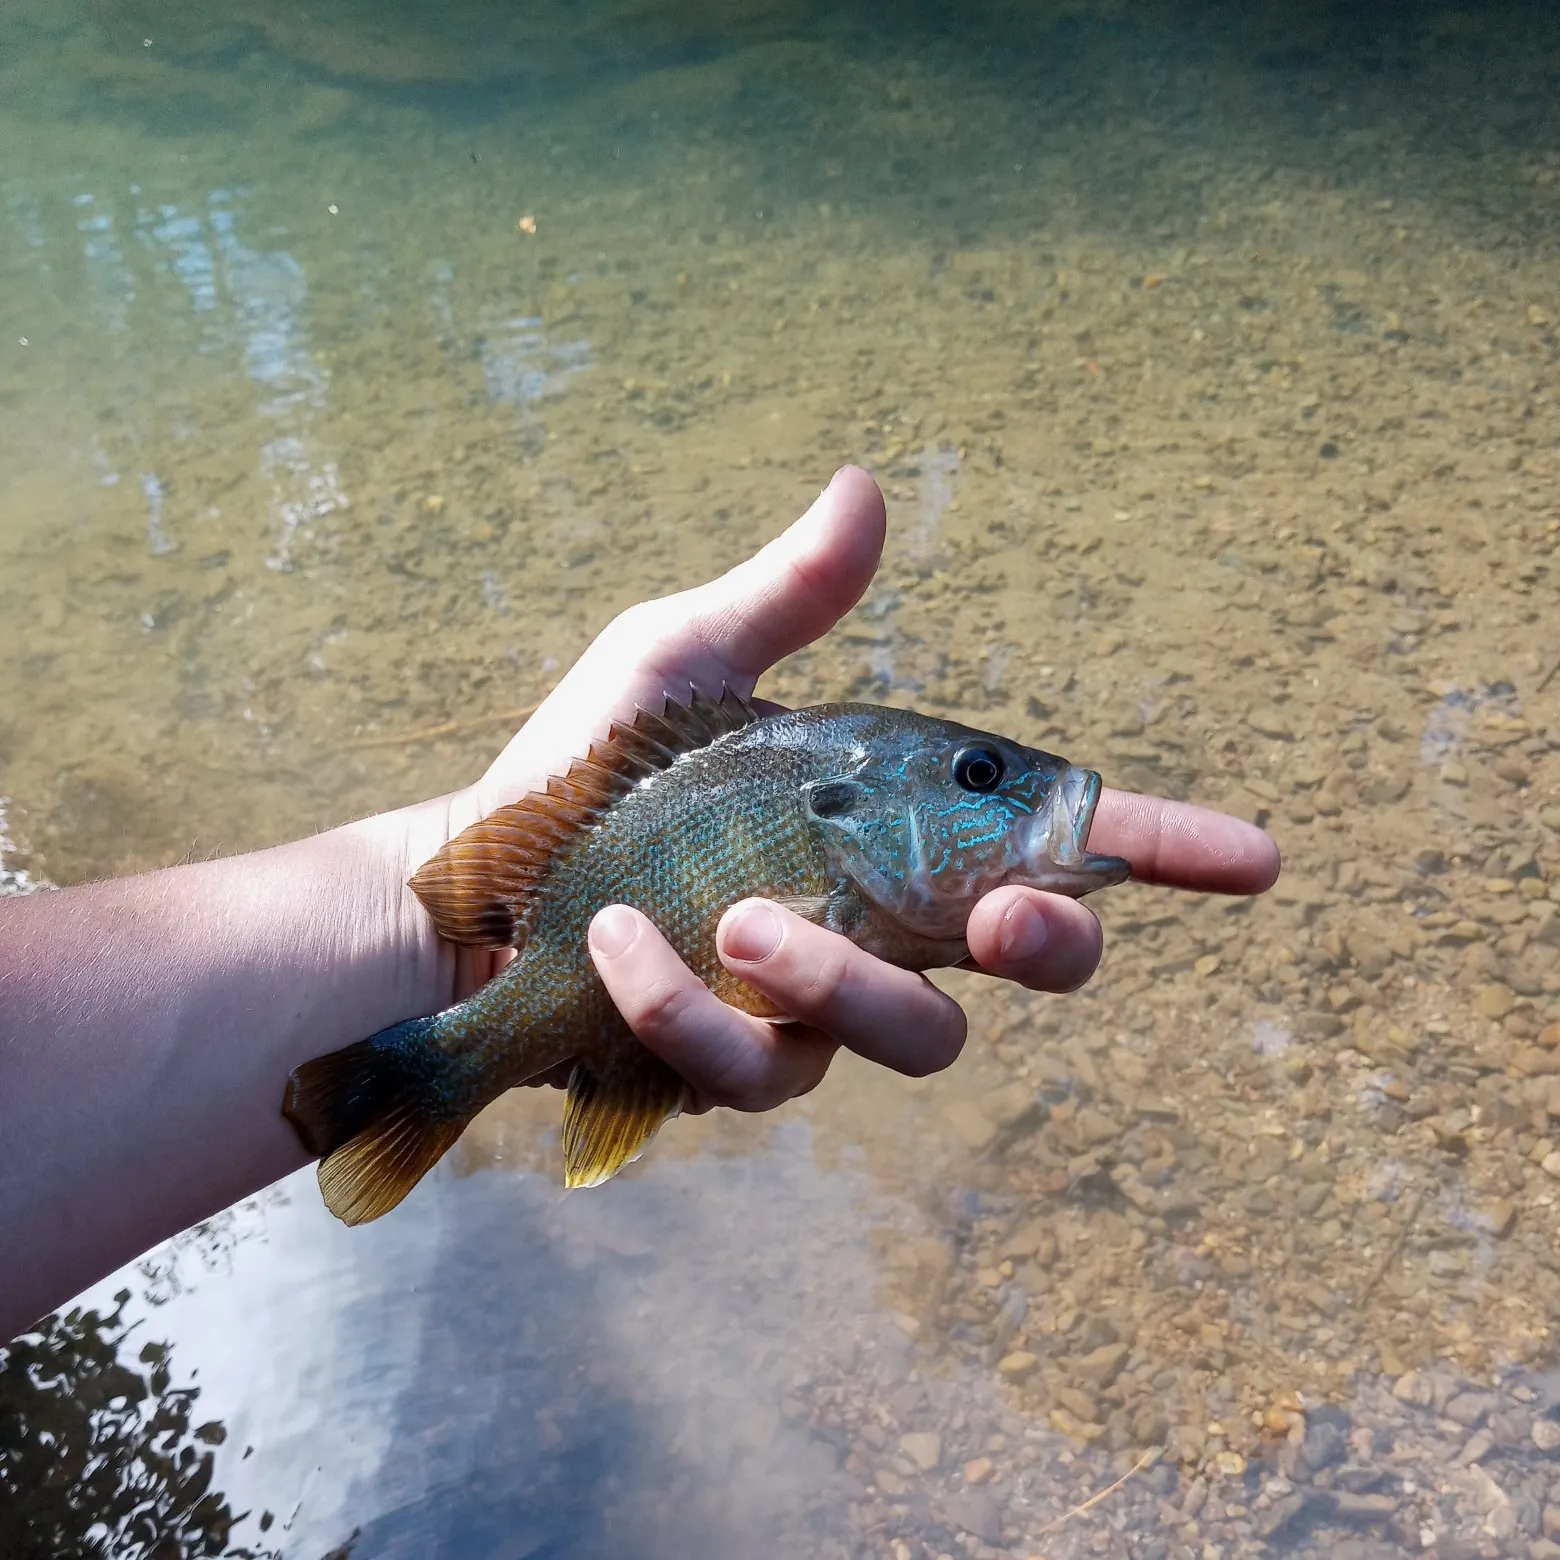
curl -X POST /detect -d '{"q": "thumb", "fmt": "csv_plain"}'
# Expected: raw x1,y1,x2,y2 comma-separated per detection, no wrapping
477,467,886,806
665,463,887,682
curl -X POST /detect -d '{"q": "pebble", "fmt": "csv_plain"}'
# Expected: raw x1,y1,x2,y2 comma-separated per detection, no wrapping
1456,1428,1495,1465
1444,1391,1493,1428
997,1351,1037,1380
1072,1342,1130,1386
1477,983,1516,1019
1393,1371,1434,1407
900,1431,942,1471
1474,1197,1517,1237
941,1490,1003,1544
1534,1418,1560,1453
1000,1218,1055,1263
1247,706,1296,740
1054,1385,1100,1423
963,1457,995,1484
944,1101,998,1150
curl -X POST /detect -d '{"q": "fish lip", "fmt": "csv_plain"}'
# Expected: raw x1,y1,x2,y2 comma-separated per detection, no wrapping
1019,764,1131,897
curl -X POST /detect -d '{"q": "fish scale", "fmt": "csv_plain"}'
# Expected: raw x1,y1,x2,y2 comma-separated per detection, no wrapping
283,691,1129,1225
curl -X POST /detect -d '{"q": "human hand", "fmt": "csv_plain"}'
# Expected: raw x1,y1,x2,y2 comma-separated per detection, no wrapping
404,466,1279,1115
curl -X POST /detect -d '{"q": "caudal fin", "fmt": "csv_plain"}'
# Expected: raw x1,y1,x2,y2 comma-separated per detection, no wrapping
283,1020,467,1225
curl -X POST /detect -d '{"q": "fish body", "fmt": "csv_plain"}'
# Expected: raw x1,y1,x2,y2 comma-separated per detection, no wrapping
285,692,1129,1223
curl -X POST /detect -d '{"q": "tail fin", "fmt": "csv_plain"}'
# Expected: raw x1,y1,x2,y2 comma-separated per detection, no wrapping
283,1019,467,1226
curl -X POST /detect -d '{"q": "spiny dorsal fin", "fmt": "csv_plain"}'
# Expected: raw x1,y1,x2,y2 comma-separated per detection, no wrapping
562,1049,687,1189
409,685,758,948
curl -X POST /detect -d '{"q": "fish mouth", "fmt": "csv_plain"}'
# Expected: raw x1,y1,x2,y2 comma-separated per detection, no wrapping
1018,765,1132,898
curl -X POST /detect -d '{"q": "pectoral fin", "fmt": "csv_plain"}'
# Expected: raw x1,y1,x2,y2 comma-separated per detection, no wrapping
563,1051,687,1189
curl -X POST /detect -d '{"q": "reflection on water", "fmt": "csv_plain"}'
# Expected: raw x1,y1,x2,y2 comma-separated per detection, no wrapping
3,0,1560,1555
0,1291,274,1560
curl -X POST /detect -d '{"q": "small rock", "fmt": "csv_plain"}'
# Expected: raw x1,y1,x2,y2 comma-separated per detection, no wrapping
1248,706,1296,741
1331,1491,1398,1523
1257,1492,1310,1539
1543,1152,1560,1180
944,1100,998,1150
1194,953,1222,977
875,1467,907,1495
980,1081,1039,1130
997,1351,1037,1380
963,1456,994,1484
1301,1406,1350,1472
1457,1429,1495,1465
1475,1198,1517,1237
1393,1371,1434,1407
1055,1386,1099,1423
1545,1505,1560,1541
1478,984,1516,1019
1445,1391,1494,1429
1073,1106,1120,1146
900,1431,941,1471
1296,1182,1332,1217
1533,1418,1560,1454
942,1489,1003,1544
1072,1341,1130,1386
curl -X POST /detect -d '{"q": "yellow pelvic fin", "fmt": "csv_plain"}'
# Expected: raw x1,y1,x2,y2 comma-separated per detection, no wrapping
562,1051,687,1189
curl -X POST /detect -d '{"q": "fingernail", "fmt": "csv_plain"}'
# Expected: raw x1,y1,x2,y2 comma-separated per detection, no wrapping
999,899,1049,964
589,905,638,959
722,901,783,963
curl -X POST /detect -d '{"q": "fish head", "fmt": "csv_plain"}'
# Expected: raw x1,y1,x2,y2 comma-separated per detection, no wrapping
801,707,1131,941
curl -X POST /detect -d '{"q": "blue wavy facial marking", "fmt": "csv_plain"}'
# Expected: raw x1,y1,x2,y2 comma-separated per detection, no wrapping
800,711,1077,941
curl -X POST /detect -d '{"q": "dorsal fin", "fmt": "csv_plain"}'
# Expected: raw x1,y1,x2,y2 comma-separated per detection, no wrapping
408,685,758,948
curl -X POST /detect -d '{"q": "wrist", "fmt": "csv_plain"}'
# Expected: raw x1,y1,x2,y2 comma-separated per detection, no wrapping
332,793,465,1023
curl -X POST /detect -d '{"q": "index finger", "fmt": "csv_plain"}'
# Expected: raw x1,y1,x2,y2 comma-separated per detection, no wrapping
1091,790,1281,895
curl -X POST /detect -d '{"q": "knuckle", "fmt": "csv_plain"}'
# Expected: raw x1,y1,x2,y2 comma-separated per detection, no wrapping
604,600,669,656
627,976,695,1038
795,945,855,1020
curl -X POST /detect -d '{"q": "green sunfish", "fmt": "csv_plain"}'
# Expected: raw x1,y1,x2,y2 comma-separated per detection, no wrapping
284,691,1130,1223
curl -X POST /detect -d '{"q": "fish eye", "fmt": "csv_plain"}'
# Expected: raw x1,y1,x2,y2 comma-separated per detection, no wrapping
952,745,1005,793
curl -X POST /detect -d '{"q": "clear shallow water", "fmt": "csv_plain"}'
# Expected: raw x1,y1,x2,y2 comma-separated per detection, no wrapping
3,2,1560,1557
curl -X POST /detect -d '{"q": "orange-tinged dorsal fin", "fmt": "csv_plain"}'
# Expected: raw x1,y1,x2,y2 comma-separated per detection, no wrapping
408,685,759,948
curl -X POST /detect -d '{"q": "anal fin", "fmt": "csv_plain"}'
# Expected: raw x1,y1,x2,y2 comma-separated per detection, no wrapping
318,1111,466,1226
562,1050,686,1189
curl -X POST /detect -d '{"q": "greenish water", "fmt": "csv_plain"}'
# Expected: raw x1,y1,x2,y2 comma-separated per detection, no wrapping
3,2,1560,1557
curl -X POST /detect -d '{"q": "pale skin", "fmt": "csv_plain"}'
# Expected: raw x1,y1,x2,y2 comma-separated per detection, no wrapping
0,467,1279,1340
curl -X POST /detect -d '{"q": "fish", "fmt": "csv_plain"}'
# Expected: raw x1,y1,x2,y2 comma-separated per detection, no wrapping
283,690,1130,1223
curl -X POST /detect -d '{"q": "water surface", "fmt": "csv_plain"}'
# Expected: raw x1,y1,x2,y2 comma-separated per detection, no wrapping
3,2,1560,1557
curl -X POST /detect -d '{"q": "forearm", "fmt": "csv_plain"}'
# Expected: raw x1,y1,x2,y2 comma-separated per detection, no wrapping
0,804,453,1338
